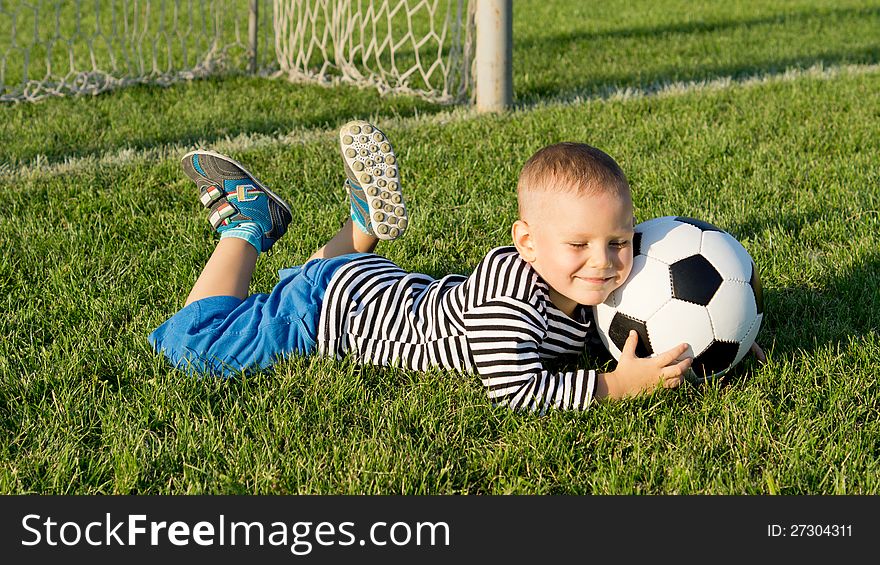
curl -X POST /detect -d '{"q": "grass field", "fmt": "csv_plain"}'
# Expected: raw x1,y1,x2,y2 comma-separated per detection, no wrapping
2,0,880,494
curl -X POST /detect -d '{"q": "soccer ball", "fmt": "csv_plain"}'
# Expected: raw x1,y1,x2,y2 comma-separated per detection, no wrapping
593,216,763,383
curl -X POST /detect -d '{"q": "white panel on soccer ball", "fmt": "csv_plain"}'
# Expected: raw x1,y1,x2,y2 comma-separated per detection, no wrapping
609,255,672,321
646,299,715,360
593,302,621,357
701,230,753,281
632,215,669,237
706,280,758,342
734,313,763,369
638,220,703,265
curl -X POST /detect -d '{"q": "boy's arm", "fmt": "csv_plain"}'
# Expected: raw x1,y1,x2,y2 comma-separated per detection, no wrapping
464,297,597,412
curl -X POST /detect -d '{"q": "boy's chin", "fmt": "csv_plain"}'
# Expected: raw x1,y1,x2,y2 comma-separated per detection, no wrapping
549,286,613,314
575,291,612,307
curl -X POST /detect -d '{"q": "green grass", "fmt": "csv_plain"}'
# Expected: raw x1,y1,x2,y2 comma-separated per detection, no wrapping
2,0,880,494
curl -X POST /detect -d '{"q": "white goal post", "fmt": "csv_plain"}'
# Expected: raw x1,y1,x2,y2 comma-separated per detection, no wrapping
474,0,511,112
1,0,512,110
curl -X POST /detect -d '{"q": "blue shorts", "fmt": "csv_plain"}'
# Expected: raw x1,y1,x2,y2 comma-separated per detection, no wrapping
148,253,368,377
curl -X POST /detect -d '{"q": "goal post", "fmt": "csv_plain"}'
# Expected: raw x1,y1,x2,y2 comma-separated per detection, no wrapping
474,0,511,112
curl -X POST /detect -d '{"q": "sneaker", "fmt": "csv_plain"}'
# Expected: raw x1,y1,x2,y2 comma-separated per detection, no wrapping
339,120,408,240
181,150,292,253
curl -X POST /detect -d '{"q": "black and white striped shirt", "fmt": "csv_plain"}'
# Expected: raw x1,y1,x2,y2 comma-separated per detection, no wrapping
317,246,599,412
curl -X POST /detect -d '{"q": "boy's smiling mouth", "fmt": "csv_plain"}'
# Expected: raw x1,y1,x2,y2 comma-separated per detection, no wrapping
577,275,614,286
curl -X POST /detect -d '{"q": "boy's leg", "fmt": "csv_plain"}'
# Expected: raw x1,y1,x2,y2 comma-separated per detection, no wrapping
180,150,292,306
182,118,406,295
186,238,257,306
307,218,378,262
309,119,407,261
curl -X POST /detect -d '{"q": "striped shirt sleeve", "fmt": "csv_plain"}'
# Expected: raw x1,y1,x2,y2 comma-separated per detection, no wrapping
464,296,597,412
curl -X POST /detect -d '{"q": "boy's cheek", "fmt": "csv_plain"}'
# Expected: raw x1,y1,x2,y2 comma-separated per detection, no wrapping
619,255,634,282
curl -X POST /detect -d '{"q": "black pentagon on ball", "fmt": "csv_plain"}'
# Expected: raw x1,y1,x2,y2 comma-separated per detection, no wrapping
691,340,740,380
632,231,643,256
670,254,723,306
750,261,764,314
608,312,653,358
674,216,723,232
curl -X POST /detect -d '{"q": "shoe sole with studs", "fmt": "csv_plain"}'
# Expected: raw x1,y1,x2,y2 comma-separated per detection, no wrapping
339,120,407,240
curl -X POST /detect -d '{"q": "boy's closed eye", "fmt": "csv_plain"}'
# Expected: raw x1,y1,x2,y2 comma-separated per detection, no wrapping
566,240,630,249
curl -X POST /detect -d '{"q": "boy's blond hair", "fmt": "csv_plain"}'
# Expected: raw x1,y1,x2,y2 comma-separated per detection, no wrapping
517,142,631,217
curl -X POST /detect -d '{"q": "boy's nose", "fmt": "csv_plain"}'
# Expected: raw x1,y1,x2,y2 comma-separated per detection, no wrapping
587,248,612,269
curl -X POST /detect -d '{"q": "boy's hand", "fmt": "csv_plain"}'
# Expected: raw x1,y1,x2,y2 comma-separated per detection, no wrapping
596,330,693,400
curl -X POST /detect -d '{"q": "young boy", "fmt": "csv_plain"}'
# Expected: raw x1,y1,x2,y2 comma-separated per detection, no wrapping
149,121,705,412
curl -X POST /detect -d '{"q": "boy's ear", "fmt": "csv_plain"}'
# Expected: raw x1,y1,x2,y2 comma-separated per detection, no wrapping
512,219,537,263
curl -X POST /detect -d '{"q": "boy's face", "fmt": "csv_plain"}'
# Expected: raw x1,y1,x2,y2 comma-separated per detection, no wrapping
514,190,635,315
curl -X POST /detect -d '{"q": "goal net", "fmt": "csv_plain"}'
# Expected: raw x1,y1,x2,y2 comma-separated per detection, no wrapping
0,0,277,103
274,0,474,104
1,0,475,104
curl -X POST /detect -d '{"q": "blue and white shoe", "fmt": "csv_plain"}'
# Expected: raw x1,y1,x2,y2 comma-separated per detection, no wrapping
339,120,408,240
181,150,292,253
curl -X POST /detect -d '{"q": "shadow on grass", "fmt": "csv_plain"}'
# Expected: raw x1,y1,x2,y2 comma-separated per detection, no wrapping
0,75,444,166
721,208,880,378
514,6,880,105
517,47,880,106
761,255,880,353
516,5,880,49
712,248,880,394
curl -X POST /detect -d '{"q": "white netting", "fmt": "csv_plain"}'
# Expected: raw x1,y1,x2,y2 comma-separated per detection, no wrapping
274,1,474,104
0,0,276,103
1,0,475,104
